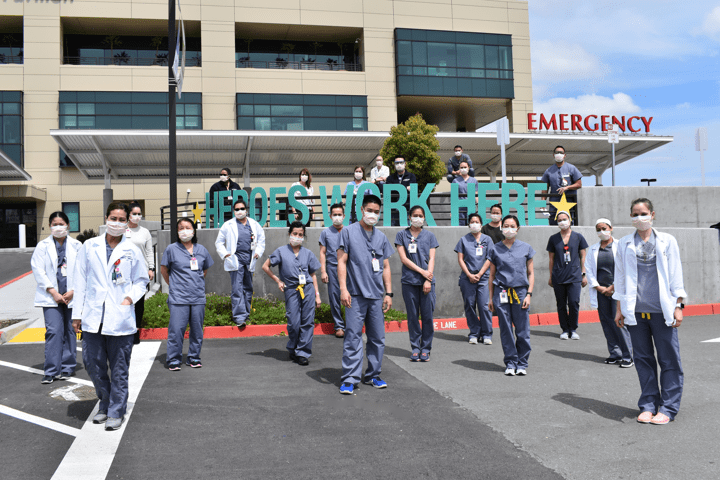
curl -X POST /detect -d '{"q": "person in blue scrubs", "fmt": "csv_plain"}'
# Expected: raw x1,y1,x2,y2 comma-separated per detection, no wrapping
395,206,439,362
451,160,478,226
614,198,687,425
541,145,582,225
262,221,322,366
31,212,82,384
319,203,346,338
337,194,394,394
546,211,589,340
160,219,214,371
455,213,494,345
484,215,535,376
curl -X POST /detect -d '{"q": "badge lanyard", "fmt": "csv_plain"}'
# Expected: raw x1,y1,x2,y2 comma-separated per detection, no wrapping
60,256,68,277
112,258,125,285
189,246,199,271
407,233,418,254
563,245,571,264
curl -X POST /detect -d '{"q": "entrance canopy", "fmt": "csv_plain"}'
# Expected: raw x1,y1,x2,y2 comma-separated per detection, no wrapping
49,129,672,183
0,148,32,182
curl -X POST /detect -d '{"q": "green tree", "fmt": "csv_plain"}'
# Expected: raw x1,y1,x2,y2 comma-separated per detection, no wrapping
379,114,445,191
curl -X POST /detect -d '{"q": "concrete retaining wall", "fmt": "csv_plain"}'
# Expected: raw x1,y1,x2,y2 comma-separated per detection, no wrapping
158,225,720,318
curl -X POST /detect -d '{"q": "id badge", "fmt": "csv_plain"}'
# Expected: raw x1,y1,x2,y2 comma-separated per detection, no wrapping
61,264,68,277
500,289,509,304
114,269,126,285
250,241,257,251
372,258,380,272
190,257,199,271
298,274,306,285
476,246,483,256
125,229,132,237
564,252,571,263
408,243,417,254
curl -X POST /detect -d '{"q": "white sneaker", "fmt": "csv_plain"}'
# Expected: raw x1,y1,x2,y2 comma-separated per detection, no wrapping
559,332,569,340
504,367,516,376
469,337,478,345
483,338,492,345
570,331,580,340
516,369,527,376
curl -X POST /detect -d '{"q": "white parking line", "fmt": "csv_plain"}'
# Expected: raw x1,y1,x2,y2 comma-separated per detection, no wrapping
51,341,160,480
0,360,94,387
702,337,720,343
0,404,81,437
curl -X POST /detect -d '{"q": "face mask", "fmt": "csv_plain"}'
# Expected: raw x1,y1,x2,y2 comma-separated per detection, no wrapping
632,215,653,231
178,229,194,242
459,168,469,175
502,227,518,239
395,163,405,172
106,221,127,237
289,235,304,247
354,171,363,180
130,214,142,224
490,214,502,222
332,215,344,226
363,211,379,226
469,223,481,234
454,151,462,157
597,230,612,241
300,175,309,182
220,175,229,182
410,216,424,228
51,225,68,239
235,209,247,220
554,153,565,163
376,161,383,168
558,220,571,230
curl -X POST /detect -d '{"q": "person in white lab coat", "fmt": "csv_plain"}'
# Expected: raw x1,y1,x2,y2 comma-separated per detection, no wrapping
215,199,266,326
31,212,82,384
613,198,687,426
72,202,149,431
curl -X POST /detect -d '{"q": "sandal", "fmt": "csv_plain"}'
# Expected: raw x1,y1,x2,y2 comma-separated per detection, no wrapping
637,411,653,424
410,352,420,362
420,352,430,362
650,412,671,425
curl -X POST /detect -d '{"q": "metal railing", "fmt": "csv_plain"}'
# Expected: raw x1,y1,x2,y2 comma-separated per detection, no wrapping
0,55,23,65
63,56,201,67
236,60,362,71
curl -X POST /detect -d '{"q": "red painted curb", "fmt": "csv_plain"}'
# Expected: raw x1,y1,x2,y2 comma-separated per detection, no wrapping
0,271,32,289
137,304,719,340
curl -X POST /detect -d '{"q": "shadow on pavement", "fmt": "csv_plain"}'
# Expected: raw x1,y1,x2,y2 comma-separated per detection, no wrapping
452,358,506,372
246,348,290,362
530,329,561,338
305,367,342,386
551,393,638,423
434,331,470,342
382,345,411,359
67,399,96,421
545,349,606,363
155,353,167,367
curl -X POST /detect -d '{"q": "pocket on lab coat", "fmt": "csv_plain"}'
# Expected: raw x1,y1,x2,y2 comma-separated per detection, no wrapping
224,255,239,272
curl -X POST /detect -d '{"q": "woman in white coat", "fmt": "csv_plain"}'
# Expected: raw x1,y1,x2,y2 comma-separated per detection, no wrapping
614,198,687,426
31,212,82,384
584,218,633,368
72,202,149,431
215,198,265,327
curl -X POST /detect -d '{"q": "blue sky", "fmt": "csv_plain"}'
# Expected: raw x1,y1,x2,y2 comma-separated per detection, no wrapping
511,1,719,186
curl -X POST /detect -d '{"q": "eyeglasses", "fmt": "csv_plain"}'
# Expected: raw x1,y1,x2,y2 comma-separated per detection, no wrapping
234,208,246,211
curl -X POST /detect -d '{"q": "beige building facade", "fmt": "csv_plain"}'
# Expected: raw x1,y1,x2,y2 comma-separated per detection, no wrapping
0,0,532,246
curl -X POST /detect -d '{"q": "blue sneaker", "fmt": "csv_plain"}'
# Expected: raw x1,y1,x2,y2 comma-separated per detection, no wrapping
363,377,388,389
339,382,355,395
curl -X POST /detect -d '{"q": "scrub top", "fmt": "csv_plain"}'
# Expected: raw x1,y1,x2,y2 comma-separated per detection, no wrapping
634,232,662,313
161,242,214,305
541,162,582,203
338,222,394,300
451,175,478,196
487,240,536,288
235,219,253,266
546,231,589,284
344,180,373,197
54,238,68,294
394,228,439,285
596,244,614,287
319,226,342,266
481,223,504,244
268,245,321,288
454,233,493,282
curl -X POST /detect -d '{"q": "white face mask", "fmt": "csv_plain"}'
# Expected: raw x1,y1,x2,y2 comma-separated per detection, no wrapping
130,214,142,224
459,168,469,175
289,235,304,247
554,153,565,163
502,227,518,239
410,216,424,228
469,223,481,234
178,229,194,242
235,209,247,220
220,175,229,182
454,151,462,157
51,225,68,239
332,215,344,226
395,163,405,172
632,214,653,231
363,211,379,226
376,161,383,168
354,171,363,180
597,230,612,241
490,214,502,222
106,221,127,237
558,220,571,230
300,175,309,182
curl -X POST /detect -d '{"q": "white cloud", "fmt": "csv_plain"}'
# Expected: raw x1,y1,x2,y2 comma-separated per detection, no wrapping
533,93,642,117
698,6,720,39
531,40,610,83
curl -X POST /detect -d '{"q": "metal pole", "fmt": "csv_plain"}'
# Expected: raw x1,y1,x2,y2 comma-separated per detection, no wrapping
611,142,616,187
701,150,705,186
500,143,507,183
168,0,178,242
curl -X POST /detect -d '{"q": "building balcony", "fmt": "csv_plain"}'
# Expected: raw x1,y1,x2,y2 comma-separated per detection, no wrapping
63,55,201,67
236,59,361,72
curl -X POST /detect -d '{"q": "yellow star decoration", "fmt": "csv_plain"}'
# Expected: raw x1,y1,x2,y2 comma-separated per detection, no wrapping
191,202,205,223
549,192,577,220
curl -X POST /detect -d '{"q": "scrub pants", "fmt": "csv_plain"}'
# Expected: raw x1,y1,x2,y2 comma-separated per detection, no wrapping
459,277,492,342
326,264,344,331
627,312,683,420
597,294,633,362
285,283,316,358
552,281,581,333
229,265,253,324
43,304,77,377
83,331,134,419
402,283,436,354
342,296,385,385
167,304,205,366
493,286,531,370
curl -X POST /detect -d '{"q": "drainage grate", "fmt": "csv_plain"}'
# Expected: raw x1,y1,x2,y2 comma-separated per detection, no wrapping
49,384,97,401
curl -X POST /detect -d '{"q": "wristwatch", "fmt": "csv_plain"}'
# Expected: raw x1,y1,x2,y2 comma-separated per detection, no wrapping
582,273,586,277
385,293,393,298
676,303,685,310
527,292,533,297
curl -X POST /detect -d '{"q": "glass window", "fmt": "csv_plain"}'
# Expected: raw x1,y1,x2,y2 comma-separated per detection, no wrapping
412,42,427,66
428,77,443,96
485,46,499,69
78,117,95,128
78,104,95,115
271,105,303,116
254,105,270,116
304,117,336,130
255,117,271,130
272,117,304,130
2,116,21,143
457,44,484,69
304,106,331,117
427,43,456,67
3,103,20,115
238,105,253,116
60,104,77,115
397,41,412,65
237,117,254,130
352,106,367,117
486,79,500,97
499,46,512,70
62,203,80,233
185,105,200,115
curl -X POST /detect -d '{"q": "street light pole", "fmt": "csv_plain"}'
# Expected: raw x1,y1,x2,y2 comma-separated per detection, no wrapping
168,0,178,242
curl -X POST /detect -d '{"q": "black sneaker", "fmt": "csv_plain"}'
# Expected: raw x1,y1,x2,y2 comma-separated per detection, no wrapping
619,360,634,368
296,356,309,366
604,357,620,364
41,375,54,384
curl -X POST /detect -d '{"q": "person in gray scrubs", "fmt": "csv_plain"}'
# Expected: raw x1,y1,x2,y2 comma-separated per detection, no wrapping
614,198,687,425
